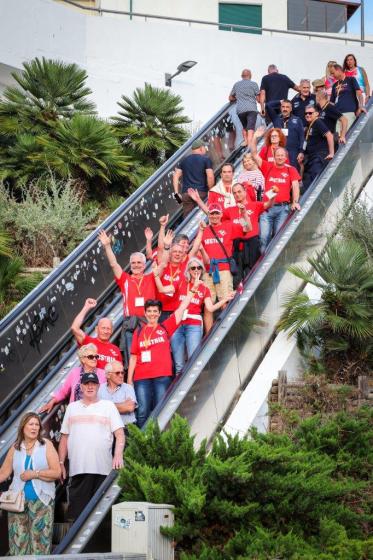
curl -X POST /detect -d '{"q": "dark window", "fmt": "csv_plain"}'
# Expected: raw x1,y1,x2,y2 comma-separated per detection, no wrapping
219,3,262,35
288,0,347,33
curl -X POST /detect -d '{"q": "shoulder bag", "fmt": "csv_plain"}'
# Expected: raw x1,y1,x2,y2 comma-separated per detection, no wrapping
0,490,25,513
209,226,238,276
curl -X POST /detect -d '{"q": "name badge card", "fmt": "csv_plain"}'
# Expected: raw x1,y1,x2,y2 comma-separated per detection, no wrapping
135,297,145,307
266,189,277,200
282,128,288,137
302,140,307,151
141,350,151,362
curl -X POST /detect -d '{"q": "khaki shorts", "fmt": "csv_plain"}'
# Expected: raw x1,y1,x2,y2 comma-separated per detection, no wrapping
205,269,233,303
337,112,356,133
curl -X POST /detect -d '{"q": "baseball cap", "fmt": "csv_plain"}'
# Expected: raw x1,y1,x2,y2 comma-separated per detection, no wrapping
192,139,205,150
81,372,99,384
208,203,223,214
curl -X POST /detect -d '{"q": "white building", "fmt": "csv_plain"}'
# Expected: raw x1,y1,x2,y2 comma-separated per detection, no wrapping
0,0,370,127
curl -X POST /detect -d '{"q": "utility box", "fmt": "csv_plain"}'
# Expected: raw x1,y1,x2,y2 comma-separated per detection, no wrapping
112,501,174,560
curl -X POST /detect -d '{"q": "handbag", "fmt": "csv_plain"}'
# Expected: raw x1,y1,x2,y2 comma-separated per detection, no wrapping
209,226,238,276
0,490,25,513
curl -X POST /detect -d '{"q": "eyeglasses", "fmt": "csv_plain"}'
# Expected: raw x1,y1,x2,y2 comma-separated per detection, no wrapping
305,112,315,115
189,266,203,271
113,371,124,375
85,354,99,360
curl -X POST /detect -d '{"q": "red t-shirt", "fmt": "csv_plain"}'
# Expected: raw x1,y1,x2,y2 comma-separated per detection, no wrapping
80,335,122,370
116,271,156,317
177,280,211,325
260,160,300,203
130,315,179,380
222,202,266,239
157,263,185,312
259,145,289,164
201,222,234,271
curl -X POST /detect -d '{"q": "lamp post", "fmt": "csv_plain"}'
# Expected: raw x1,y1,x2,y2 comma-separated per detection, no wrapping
165,61,197,87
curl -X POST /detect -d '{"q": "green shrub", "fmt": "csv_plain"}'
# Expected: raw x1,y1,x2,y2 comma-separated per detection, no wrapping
0,175,98,266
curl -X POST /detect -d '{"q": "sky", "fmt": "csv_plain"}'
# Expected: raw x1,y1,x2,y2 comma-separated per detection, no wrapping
348,1,373,36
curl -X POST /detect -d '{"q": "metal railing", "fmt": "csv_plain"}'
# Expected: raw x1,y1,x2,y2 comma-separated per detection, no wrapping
57,0,373,46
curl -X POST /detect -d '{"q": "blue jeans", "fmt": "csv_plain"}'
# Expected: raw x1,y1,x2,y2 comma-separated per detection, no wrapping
171,324,203,374
260,205,290,253
134,376,172,428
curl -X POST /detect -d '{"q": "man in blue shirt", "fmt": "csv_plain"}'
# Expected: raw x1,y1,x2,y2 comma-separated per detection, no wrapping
273,99,304,171
330,64,366,131
298,106,334,193
173,140,214,217
291,80,317,126
98,361,137,428
259,64,299,122
316,89,348,145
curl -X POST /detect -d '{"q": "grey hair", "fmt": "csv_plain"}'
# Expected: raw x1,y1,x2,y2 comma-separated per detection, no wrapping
300,79,311,86
268,64,278,73
104,360,123,376
77,343,98,360
130,252,146,264
185,257,205,282
305,104,318,112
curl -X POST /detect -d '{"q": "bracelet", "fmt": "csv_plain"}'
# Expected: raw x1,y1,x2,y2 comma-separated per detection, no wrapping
164,246,170,250
35,470,40,479
59,461,64,464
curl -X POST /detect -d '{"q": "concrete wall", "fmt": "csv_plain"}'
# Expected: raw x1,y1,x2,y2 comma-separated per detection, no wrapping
1,0,372,127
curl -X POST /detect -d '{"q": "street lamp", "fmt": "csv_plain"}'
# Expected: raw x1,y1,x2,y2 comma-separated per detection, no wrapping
165,60,197,87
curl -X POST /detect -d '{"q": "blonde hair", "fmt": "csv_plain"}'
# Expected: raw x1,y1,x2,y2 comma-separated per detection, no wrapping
77,343,98,360
185,257,205,282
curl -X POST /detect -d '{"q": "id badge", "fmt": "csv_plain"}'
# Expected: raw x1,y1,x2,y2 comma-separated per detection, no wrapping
282,128,288,137
141,350,151,362
182,309,189,321
135,297,145,307
335,96,339,104
302,140,307,151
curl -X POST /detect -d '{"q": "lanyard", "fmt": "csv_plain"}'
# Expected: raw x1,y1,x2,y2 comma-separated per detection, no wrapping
336,79,345,98
168,264,181,285
132,275,144,295
283,118,289,129
305,119,317,141
142,325,157,349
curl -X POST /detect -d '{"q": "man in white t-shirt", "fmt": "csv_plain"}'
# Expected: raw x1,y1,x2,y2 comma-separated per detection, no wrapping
58,372,124,521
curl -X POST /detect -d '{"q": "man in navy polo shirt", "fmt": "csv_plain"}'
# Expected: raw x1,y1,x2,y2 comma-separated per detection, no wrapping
316,89,348,145
173,140,214,217
330,64,366,131
298,105,334,193
273,99,304,171
260,64,299,122
291,79,316,126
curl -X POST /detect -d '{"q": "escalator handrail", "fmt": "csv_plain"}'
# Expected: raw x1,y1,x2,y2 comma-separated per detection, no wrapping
0,102,231,333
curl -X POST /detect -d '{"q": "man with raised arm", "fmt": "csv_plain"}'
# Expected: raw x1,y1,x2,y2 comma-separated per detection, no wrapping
250,126,301,252
71,298,122,370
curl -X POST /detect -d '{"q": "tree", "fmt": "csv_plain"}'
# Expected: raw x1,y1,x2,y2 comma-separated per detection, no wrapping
0,57,95,137
114,83,190,165
119,412,373,559
0,252,42,319
278,239,373,383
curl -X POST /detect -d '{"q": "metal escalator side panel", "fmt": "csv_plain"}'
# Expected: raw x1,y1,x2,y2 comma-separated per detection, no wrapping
0,103,236,408
152,107,373,447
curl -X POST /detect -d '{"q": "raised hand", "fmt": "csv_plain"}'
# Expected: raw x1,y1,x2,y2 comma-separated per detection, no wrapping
98,229,111,246
199,221,207,231
164,229,175,246
187,188,201,202
159,214,169,227
144,227,153,241
254,125,266,138
84,298,97,309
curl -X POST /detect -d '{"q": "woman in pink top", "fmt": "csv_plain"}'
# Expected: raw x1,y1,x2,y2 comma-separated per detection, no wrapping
39,343,106,413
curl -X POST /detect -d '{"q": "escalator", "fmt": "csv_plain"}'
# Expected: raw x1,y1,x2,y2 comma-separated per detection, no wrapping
1,100,373,555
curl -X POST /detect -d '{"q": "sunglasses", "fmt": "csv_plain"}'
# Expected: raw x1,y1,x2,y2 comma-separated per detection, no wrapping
305,112,315,115
85,354,99,360
190,266,203,271
113,371,124,375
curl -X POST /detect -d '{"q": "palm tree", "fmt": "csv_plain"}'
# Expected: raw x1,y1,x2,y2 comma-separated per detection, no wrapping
0,253,42,319
0,57,95,137
36,114,132,186
278,240,373,383
114,83,190,165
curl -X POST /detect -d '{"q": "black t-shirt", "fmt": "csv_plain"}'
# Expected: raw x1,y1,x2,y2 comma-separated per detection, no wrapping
305,118,330,156
178,154,213,192
260,73,295,102
292,93,316,126
330,77,360,113
318,103,343,134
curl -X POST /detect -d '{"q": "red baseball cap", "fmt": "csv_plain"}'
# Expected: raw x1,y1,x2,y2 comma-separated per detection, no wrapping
208,203,223,214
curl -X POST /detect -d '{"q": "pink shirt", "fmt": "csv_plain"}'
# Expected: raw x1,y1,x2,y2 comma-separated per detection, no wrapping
53,366,106,403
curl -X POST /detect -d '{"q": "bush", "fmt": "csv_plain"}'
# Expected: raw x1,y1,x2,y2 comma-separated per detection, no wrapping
0,175,98,266
119,412,373,559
